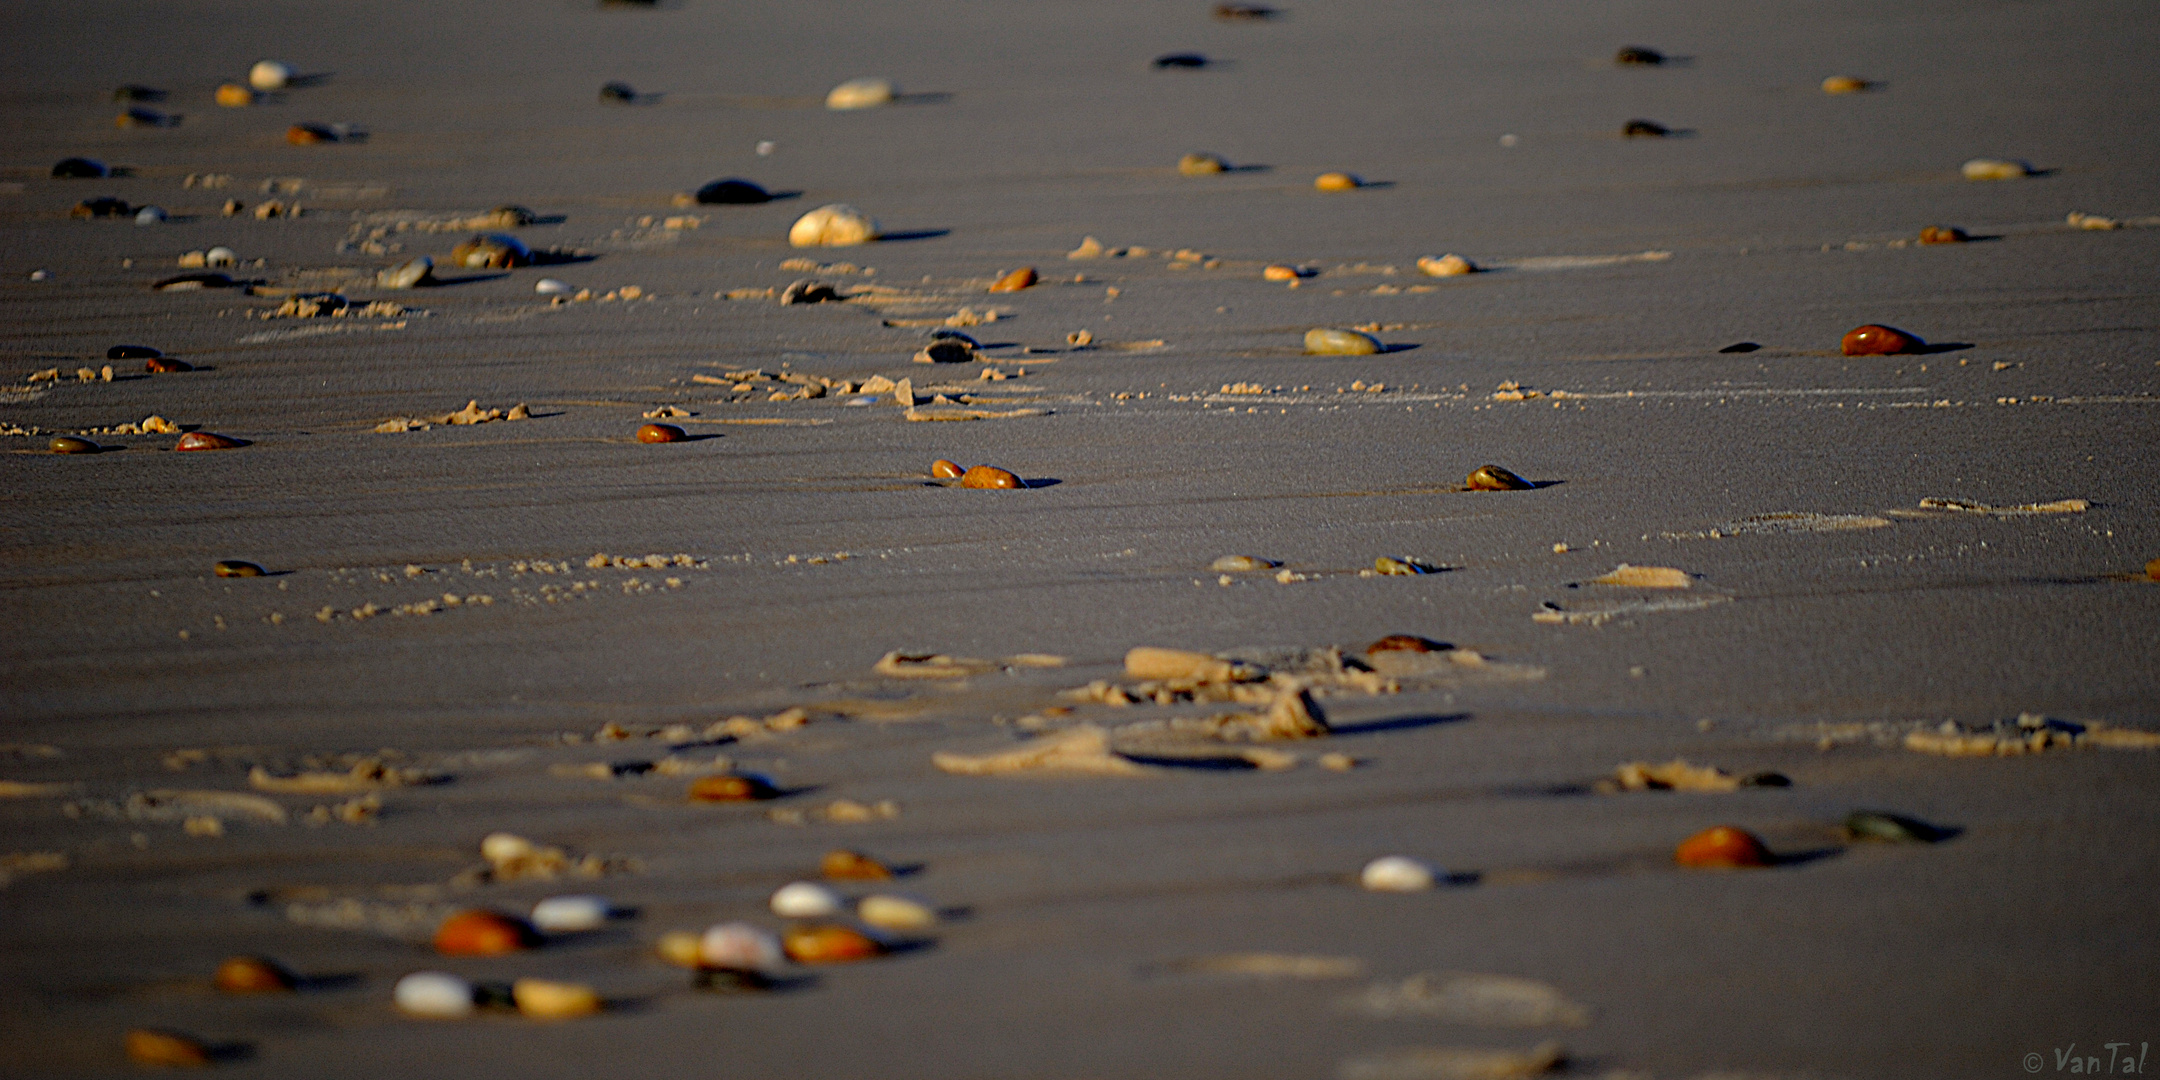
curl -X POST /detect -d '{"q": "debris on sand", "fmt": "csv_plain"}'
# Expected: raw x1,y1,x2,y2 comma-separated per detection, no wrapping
1596,759,1788,793
1343,972,1593,1026
875,651,1002,679
1898,497,2088,516
1590,564,1691,588
1904,714,2160,756
933,725,1159,777
375,400,530,433
1158,953,1364,979
1337,1042,1566,1080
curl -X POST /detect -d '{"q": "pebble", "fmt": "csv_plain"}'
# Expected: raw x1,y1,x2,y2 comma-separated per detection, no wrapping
637,423,686,444
1464,464,1532,491
513,978,602,1019
394,972,476,1018
1841,323,1924,356
699,921,785,970
154,272,238,291
126,1029,211,1067
779,278,842,305
433,909,538,955
1153,53,1210,68
930,459,965,479
535,278,570,295
2148,557,2160,583
1178,152,1229,175
1417,254,1476,276
688,772,782,801
1961,158,2032,180
249,60,293,91
782,923,885,963
1674,825,1771,868
960,465,1023,489
1591,564,1689,588
858,893,937,933
108,345,161,360
1374,556,1438,576
657,931,704,967
213,955,297,993
1622,119,1670,137
52,157,110,178
531,894,612,932
1210,555,1279,572
789,204,879,247
988,266,1038,293
771,880,846,918
286,123,338,145
376,255,434,289
1214,3,1278,18
1615,45,1664,65
134,206,168,225
1124,646,1254,683
1367,634,1445,654
1314,171,1362,192
175,432,241,451
1305,327,1381,355
1262,264,1305,281
1821,75,1871,94
598,81,637,104
450,233,532,269
826,77,897,110
694,178,772,205
214,561,266,578
822,848,894,880
1844,810,1949,844
72,197,132,218
215,83,255,107
48,436,98,455
1917,226,1968,245
1361,855,1438,892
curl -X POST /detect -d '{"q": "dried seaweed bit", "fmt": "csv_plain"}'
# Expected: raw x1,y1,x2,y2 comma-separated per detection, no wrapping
932,725,1158,777
1338,1042,1566,1080
65,789,289,825
874,651,1001,679
1913,497,2088,515
1344,972,1593,1027
1598,759,1739,793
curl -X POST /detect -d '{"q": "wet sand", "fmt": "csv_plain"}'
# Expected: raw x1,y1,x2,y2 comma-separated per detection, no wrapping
3,0,2158,1077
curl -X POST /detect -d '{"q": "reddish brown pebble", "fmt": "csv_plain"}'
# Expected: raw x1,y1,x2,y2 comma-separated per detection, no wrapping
2145,558,2160,582
433,909,538,956
637,423,687,444
782,923,884,964
821,849,893,881
1464,464,1533,491
125,1029,211,1068
1841,324,1924,356
175,432,241,451
688,773,782,802
930,459,964,479
213,956,296,993
988,266,1038,293
959,465,1022,490
1674,826,1772,868
49,436,98,455
146,357,194,373
285,124,334,145
1366,634,1446,655
214,560,265,578
1917,226,1968,245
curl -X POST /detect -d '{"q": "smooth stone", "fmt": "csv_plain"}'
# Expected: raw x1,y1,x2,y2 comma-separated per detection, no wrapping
433,909,538,955
512,978,602,1019
1313,171,1361,192
858,893,937,933
959,465,1023,489
771,881,846,918
826,77,896,110
52,157,110,178
1416,253,1476,276
1464,464,1532,491
1210,555,1279,572
988,266,1038,293
1717,342,1759,353
822,848,894,880
535,278,570,295
134,206,167,225
1178,152,1228,175
175,432,241,451
782,923,885,963
1591,564,1690,588
930,459,964,479
1374,555,1438,576
789,204,879,247
108,344,161,360
286,123,338,145
215,83,255,107
154,272,237,290
1214,3,1278,19
1262,264,1303,281
1366,634,1447,655
779,278,841,304
1918,225,1968,245
699,921,785,971
126,1029,210,1067
376,255,434,289
394,972,476,1018
479,832,534,863
1304,327,1381,355
1961,158,2032,181
688,772,782,801
637,423,687,443
1622,119,1670,137
1614,45,1664,65
598,81,637,103
248,60,293,91
450,233,532,269
214,560,266,578
1841,323,1924,356
48,436,99,455
1153,52,1209,68
1360,855,1437,892
1845,810,1950,844
1674,825,1772,868
531,894,611,932
695,178,772,204
1821,75,1870,94
214,956,296,993
72,197,132,218
205,246,238,267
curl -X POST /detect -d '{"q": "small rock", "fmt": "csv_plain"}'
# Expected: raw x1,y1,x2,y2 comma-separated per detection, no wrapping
771,881,846,918
930,459,965,479
48,436,99,455
1917,226,1968,245
1211,555,1279,572
249,60,293,91
1153,53,1209,68
822,848,894,880
1590,564,1689,588
1304,327,1381,355
1214,4,1278,19
1067,236,1104,259
636,423,686,444
449,233,532,269
988,266,1038,293
513,978,602,1019
215,83,255,107
1361,855,1438,892
1464,464,1532,491
1961,158,2032,181
959,465,1023,489
779,278,842,305
175,432,242,451
826,77,896,110
598,81,637,104
1674,825,1771,868
1178,152,1229,175
782,923,885,963
1416,254,1475,277
1314,171,1362,192
433,909,539,955
286,123,340,145
212,956,296,994
52,157,110,178
1067,328,1093,345
1621,119,1670,137
1375,556,1440,576
535,278,570,295
531,894,612,932
376,255,434,289
1841,323,1924,356
125,1029,211,1067
1821,75,1871,94
858,893,936,933
789,204,879,247
214,561,266,578
394,972,475,1018
699,921,785,971
109,344,161,360
688,773,782,801
72,196,132,219
134,206,168,225
1366,634,1446,654
1615,45,1664,65
1844,810,1950,844
694,178,772,205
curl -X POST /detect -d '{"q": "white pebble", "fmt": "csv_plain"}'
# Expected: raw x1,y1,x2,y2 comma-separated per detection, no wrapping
1500,133,1519,147
825,77,895,110
788,204,879,248
857,893,937,933
249,60,293,91
770,880,845,918
756,140,776,156
134,206,167,225
1961,157,2033,181
394,971,475,1018
204,246,238,267
535,278,570,295
479,831,533,863
699,921,784,970
1360,855,1438,892
30,269,51,281
531,894,611,933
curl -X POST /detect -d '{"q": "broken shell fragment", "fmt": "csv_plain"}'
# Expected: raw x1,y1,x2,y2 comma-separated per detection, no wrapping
213,956,297,993
214,560,266,578
1465,464,1533,491
376,256,434,289
531,894,612,933
126,1029,211,1067
1591,564,1690,588
449,233,531,269
1313,171,1362,192
960,465,1023,489
1622,119,1670,137
858,893,937,933
789,204,879,247
699,922,785,971
930,459,965,479
688,773,782,801
1304,327,1381,355
1178,152,1229,175
1821,75,1870,94
1918,226,1968,245
433,909,539,955
1210,555,1279,572
771,881,846,918
175,432,241,451
394,971,476,1018
1615,45,1664,65
1361,855,1438,892
782,923,885,964
1674,825,1771,868
248,60,293,91
1844,810,1950,844
1961,158,2033,181
825,77,896,110
1416,254,1476,277
988,266,1038,293
694,178,772,204
823,848,894,880
48,436,99,455
1841,323,1924,356
512,978,602,1019
637,423,687,444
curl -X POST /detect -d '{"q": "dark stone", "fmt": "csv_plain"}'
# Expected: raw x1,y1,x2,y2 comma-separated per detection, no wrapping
1153,52,1210,68
694,178,772,205
599,81,637,103
53,157,110,178
108,345,162,360
1615,46,1665,65
1718,342,1760,353
1622,119,1670,137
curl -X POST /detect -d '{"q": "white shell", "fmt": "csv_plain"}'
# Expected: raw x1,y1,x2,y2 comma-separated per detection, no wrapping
788,204,879,248
377,256,433,290
857,893,937,933
699,921,784,970
1360,855,1438,892
825,77,896,110
1961,158,2032,181
479,831,533,863
530,894,610,933
534,278,570,295
770,880,845,918
394,971,475,1018
249,60,293,91
134,206,167,225
204,246,238,267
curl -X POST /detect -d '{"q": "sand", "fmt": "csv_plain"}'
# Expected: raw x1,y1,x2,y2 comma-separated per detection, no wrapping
3,0,2158,1076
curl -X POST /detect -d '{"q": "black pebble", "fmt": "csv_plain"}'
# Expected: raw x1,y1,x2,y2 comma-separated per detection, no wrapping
694,178,772,205
108,344,162,360
73,196,133,218
53,157,111,178
1718,342,1760,353
114,85,167,102
599,81,637,104
1740,771,1791,787
1622,119,1670,137
1153,52,1210,68
1615,46,1665,65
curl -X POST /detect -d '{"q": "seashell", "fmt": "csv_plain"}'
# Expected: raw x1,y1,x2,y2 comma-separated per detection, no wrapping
1210,555,1279,572
789,204,879,247
826,77,896,110
52,157,110,178
135,206,168,225
1374,555,1440,576
394,971,476,1018
535,278,569,295
72,196,132,218
688,772,782,801
771,880,846,918
637,423,687,443
126,1029,211,1067
215,83,255,107
1178,152,1229,175
822,848,894,880
1361,855,1438,892
1840,323,1924,356
1417,254,1476,277
1124,646,1256,683
699,921,785,970
1621,119,1669,137
1464,464,1532,491
988,266,1038,293
930,459,965,479
531,894,612,932
1214,4,1279,19
782,923,885,963
433,909,539,955
1614,45,1664,65
249,60,293,91
858,893,936,933
960,465,1023,489
512,978,601,1019
598,81,637,104
1304,327,1381,355
154,272,237,291
1821,75,1870,94
1153,52,1209,68
1313,171,1362,192
175,432,241,451
49,436,99,455
1917,226,1967,245
1961,158,2032,181
214,561,266,578
695,178,772,204
214,956,296,993
1590,564,1689,588
376,255,434,289
1674,825,1771,868
1844,810,1950,844
1366,634,1446,654
109,344,161,360
449,233,531,269
286,123,340,145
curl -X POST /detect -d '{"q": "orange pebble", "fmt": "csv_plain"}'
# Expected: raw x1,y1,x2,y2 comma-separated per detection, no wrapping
959,465,1023,490
285,124,330,145
175,432,240,451
1674,826,1772,868
433,909,538,956
782,923,884,964
1314,172,1361,192
146,357,194,373
930,459,964,479
821,849,893,881
988,266,1038,293
214,83,255,107
637,423,687,443
688,773,782,802
1917,226,1968,245
1841,324,1924,356
125,1029,211,1067
213,956,296,993
1464,464,1533,491
1262,264,1301,282
2145,558,2160,582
